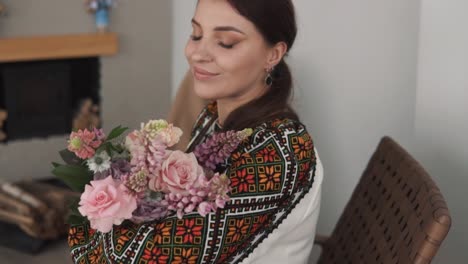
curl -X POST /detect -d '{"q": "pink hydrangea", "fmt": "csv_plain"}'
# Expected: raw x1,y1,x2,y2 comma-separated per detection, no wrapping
160,172,231,219
125,130,147,169
125,129,168,174
198,201,215,217
207,173,232,210
147,138,168,173
67,129,102,159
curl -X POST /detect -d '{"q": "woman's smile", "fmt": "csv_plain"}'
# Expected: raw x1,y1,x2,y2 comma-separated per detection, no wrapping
192,66,220,81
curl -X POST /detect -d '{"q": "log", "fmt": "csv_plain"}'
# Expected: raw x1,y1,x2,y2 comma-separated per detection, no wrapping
0,131,6,141
0,192,32,215
0,109,7,121
0,183,48,214
0,209,35,227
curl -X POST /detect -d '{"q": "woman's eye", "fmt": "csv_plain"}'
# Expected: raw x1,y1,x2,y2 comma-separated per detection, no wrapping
190,35,202,41
218,42,235,49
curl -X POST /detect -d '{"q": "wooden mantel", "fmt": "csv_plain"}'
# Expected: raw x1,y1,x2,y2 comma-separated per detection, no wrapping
0,33,118,63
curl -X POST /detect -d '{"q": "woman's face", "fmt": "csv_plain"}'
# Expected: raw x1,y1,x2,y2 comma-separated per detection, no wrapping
185,0,272,103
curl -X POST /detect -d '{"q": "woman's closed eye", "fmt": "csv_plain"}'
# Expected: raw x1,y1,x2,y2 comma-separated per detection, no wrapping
190,35,202,41
190,34,236,49
218,41,235,49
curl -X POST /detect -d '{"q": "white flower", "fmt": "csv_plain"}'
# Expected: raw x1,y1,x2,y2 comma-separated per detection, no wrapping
87,151,111,173
141,119,169,140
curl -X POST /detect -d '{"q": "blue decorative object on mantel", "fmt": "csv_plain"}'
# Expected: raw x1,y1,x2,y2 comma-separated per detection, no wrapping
86,0,115,32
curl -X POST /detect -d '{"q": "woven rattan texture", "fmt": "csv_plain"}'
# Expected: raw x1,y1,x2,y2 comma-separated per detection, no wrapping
318,136,451,264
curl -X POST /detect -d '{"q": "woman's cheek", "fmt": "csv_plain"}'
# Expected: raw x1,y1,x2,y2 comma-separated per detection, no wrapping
184,42,195,62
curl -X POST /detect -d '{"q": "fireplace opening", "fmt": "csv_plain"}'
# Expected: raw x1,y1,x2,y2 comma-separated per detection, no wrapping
0,57,101,143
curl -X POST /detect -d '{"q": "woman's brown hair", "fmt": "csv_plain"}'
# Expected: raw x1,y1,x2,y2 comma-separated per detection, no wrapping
221,0,299,131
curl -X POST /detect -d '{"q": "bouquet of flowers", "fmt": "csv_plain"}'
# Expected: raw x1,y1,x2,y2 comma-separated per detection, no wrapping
52,119,252,233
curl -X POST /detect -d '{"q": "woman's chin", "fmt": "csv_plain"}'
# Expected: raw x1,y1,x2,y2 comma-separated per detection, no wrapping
193,84,220,101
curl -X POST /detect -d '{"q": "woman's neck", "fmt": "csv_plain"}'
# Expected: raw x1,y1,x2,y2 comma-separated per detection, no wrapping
216,100,237,127
216,82,269,127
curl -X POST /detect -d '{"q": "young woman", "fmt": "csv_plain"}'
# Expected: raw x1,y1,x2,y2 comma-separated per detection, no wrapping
68,0,323,263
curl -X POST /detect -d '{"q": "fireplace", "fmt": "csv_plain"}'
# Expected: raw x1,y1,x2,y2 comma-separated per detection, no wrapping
0,33,118,143
0,33,120,254
0,57,101,142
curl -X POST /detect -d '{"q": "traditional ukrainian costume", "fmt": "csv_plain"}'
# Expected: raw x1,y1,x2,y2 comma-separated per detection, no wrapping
68,101,323,264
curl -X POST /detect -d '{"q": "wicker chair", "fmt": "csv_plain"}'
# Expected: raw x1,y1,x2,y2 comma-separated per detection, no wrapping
315,136,451,264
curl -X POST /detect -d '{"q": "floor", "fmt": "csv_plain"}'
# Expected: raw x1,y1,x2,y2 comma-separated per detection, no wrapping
0,239,321,264
0,240,72,264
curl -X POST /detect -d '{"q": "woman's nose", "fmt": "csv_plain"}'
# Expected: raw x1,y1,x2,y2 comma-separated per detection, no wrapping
191,42,213,63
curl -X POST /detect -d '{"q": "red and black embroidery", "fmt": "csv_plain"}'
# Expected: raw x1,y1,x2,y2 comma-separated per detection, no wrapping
69,102,317,264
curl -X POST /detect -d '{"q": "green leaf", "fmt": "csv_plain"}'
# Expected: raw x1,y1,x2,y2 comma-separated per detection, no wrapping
52,164,93,192
106,143,112,155
62,189,87,225
106,126,128,141
114,144,124,153
59,149,82,165
68,214,88,225
51,162,62,168
96,142,109,154
67,197,81,209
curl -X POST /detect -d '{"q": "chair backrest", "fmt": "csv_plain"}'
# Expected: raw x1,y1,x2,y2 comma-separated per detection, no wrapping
318,136,451,264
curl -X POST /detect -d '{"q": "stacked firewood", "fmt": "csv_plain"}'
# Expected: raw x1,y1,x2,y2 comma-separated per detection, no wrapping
72,98,101,131
0,180,79,239
0,109,7,141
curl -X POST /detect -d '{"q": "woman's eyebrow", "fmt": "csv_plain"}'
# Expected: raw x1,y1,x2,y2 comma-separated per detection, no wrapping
191,19,246,35
213,26,245,35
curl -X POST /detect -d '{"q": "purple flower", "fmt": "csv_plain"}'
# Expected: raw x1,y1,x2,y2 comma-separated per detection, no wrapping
131,199,168,223
93,127,106,141
111,159,131,179
93,169,111,180
161,190,206,219
194,129,252,170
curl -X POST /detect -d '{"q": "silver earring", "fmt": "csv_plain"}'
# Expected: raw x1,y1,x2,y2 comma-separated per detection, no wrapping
265,67,274,86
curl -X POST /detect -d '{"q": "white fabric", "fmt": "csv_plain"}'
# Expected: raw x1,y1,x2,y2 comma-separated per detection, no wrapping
241,148,324,264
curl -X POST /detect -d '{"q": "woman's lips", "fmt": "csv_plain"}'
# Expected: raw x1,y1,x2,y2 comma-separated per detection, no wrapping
193,66,220,81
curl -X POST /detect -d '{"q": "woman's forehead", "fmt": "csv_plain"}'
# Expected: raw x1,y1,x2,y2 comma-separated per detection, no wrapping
193,0,255,34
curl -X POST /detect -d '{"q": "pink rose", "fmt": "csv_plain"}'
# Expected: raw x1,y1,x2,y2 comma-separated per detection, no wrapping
78,176,137,233
155,151,205,195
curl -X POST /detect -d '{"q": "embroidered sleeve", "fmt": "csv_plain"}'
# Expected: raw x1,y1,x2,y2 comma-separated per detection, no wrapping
68,121,317,264
189,101,217,140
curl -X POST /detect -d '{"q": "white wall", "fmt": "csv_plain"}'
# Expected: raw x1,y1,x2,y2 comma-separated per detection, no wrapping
171,0,196,97
0,0,172,182
290,0,420,237
413,0,468,262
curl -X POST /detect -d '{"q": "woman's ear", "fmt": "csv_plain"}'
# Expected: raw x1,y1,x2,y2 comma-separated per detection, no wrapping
265,42,288,69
